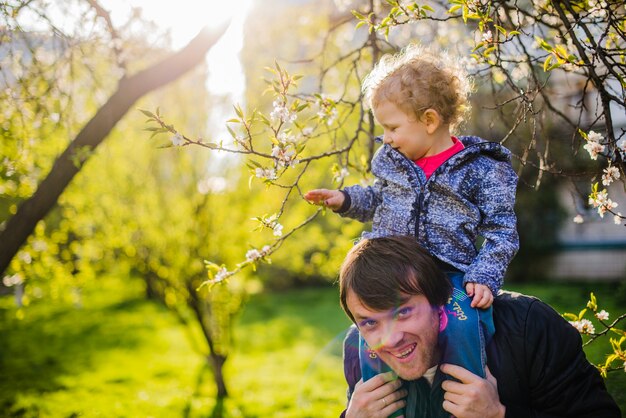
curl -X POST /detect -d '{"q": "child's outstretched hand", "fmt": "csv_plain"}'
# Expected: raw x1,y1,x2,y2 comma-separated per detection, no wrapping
465,283,494,309
304,189,345,211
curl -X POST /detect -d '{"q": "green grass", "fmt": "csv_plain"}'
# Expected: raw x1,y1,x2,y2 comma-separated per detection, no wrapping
0,277,624,417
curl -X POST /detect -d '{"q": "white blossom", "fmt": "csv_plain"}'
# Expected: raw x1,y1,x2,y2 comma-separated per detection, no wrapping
272,222,283,237
602,166,620,186
214,267,230,283
2,273,23,287
615,213,623,225
270,100,297,124
482,30,493,43
569,319,595,334
589,188,618,217
588,0,607,18
271,145,298,167
316,97,339,126
245,249,262,262
616,139,626,155
255,167,277,180
573,214,584,224
334,167,350,183
583,131,605,160
302,127,314,136
595,310,609,321
171,133,184,146
587,131,603,143
277,131,297,145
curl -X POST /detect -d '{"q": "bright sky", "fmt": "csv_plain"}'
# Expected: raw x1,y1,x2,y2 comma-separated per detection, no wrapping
103,0,253,99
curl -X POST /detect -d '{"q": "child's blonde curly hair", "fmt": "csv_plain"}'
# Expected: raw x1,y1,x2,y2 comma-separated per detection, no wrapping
362,44,472,130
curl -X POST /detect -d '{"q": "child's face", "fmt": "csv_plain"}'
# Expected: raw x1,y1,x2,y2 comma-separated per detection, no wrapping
374,100,440,161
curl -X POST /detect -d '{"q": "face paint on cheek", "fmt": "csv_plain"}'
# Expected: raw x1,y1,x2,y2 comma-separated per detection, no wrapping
438,306,448,332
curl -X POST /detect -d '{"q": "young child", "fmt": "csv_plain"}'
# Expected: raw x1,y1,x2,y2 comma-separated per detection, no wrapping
305,44,518,405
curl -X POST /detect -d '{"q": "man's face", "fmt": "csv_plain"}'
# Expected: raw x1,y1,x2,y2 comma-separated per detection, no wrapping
347,289,441,381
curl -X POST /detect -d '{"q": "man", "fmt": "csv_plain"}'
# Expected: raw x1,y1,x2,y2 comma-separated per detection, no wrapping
339,236,621,418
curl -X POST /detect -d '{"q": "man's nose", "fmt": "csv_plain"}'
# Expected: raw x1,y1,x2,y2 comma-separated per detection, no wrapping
380,323,403,348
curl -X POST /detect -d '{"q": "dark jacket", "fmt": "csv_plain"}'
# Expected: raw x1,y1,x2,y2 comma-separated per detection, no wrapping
342,292,621,417
339,136,519,294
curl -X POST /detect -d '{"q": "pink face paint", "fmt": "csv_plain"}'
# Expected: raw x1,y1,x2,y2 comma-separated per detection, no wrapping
438,306,448,332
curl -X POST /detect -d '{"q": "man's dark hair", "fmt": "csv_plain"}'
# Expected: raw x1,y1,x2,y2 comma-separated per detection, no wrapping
339,236,451,323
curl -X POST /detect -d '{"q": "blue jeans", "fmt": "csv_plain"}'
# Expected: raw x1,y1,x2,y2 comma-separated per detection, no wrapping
358,270,494,385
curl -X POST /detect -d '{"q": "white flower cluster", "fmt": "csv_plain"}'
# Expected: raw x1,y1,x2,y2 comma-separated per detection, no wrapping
482,30,493,43
270,100,297,124
245,245,271,262
272,222,283,237
569,318,596,334
171,133,185,146
602,165,620,186
255,167,277,180
2,273,23,287
583,131,605,160
271,144,298,168
617,139,626,155
588,189,619,218
595,310,609,321
316,97,338,126
213,267,230,283
587,0,607,18
333,167,350,183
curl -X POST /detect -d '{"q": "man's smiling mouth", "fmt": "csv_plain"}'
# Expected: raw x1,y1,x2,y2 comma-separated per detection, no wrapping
392,343,416,359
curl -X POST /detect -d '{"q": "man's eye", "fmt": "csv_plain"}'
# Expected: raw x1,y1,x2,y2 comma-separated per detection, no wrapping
359,319,377,329
394,307,412,318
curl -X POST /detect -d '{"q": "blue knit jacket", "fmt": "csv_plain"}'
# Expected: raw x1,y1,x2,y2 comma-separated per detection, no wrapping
339,136,519,293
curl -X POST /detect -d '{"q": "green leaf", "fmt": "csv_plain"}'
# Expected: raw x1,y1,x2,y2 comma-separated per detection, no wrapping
543,55,554,72
139,109,155,118
563,313,578,321
448,4,462,14
352,10,365,20
234,105,244,118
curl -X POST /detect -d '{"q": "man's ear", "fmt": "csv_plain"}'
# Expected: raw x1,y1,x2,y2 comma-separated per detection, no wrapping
422,109,442,134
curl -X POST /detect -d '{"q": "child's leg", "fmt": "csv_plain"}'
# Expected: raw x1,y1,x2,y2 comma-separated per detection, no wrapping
438,271,494,378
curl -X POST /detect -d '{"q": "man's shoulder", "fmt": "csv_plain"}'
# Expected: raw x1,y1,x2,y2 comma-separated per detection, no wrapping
493,291,564,333
492,291,542,330
494,290,538,310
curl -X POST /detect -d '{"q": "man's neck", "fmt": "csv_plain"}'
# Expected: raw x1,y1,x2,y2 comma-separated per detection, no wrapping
422,365,438,386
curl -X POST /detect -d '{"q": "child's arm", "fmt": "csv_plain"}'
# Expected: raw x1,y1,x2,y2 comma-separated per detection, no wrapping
465,282,494,309
465,159,519,295
304,189,345,211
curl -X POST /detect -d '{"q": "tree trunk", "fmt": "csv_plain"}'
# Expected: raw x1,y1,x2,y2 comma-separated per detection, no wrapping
186,280,230,398
0,25,226,276
209,352,229,399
